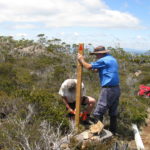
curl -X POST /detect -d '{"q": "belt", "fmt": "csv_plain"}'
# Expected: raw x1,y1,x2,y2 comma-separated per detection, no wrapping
102,85,119,88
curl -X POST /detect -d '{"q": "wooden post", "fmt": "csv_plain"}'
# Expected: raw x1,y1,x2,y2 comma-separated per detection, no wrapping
75,43,84,130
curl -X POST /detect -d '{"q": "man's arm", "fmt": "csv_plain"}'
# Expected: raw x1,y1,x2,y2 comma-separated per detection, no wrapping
77,53,92,69
62,96,74,113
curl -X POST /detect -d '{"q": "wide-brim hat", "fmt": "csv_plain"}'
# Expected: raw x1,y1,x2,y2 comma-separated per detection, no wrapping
90,46,110,55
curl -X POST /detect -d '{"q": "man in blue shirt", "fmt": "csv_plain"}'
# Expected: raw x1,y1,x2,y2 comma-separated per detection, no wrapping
78,46,121,135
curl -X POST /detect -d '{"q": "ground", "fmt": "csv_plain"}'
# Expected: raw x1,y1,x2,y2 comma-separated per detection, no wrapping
129,108,150,150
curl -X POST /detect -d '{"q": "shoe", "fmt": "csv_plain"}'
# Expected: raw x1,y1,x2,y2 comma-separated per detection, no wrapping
89,115,103,124
81,120,91,126
88,116,99,124
81,116,95,125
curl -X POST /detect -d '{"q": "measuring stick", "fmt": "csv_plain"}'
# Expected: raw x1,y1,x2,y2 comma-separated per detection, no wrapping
75,43,84,130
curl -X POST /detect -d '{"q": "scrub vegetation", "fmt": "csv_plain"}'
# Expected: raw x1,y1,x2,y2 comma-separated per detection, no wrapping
0,34,150,149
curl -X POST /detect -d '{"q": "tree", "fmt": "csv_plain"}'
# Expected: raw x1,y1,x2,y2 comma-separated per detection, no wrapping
37,34,47,45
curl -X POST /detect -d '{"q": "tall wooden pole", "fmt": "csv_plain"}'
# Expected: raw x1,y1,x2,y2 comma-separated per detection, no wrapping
75,43,84,130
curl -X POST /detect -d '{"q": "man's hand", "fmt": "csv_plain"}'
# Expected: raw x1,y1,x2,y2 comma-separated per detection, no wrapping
68,108,76,114
77,53,92,69
77,53,84,63
69,109,76,115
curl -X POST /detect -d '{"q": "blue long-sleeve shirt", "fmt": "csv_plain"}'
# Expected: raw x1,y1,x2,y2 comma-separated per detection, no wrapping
91,54,120,87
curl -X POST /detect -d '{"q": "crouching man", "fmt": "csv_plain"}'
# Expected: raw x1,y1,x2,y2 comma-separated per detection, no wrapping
59,79,96,123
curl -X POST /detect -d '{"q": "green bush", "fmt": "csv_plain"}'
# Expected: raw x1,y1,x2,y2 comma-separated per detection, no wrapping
119,97,147,125
16,89,69,130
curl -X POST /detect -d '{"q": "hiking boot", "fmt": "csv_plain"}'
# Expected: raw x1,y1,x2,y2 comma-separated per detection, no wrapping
80,115,93,125
109,116,117,135
88,115,103,124
81,120,92,126
94,115,103,123
81,114,99,125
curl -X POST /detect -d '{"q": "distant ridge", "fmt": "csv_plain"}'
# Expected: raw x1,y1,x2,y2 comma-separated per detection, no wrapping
124,48,149,54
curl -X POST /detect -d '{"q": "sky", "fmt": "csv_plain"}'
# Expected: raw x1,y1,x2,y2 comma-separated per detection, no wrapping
0,0,150,51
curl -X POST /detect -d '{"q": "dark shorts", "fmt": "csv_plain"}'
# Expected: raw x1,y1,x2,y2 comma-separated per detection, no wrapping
68,96,87,109
67,96,88,117
93,86,121,117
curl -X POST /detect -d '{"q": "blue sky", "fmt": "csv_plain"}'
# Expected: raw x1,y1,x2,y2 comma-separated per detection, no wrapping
0,0,150,51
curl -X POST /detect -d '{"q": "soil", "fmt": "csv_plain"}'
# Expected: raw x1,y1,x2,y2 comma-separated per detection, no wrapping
140,110,150,150
129,109,150,150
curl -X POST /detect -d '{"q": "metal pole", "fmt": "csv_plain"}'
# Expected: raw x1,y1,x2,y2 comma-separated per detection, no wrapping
132,124,145,150
75,43,84,130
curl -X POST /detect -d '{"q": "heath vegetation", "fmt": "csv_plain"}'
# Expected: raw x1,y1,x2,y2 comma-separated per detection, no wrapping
0,34,149,149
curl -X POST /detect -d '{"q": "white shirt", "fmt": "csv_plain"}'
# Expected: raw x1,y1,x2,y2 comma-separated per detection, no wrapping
58,79,85,103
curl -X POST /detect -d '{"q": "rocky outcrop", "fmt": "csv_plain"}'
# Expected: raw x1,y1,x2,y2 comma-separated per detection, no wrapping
12,44,46,56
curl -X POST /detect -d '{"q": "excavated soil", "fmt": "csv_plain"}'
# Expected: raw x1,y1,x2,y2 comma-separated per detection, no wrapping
140,111,150,150
129,109,150,150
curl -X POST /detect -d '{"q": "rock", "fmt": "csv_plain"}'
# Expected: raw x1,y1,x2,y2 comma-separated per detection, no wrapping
75,129,112,142
90,121,104,134
59,121,112,150
75,129,113,149
12,44,46,56
60,143,70,150
76,130,93,140
135,70,142,77
82,131,89,139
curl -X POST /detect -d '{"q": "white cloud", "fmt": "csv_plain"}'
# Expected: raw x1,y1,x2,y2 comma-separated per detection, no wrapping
12,24,36,29
136,35,142,39
59,32,65,35
0,0,140,29
74,32,79,36
15,33,28,38
135,35,148,41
